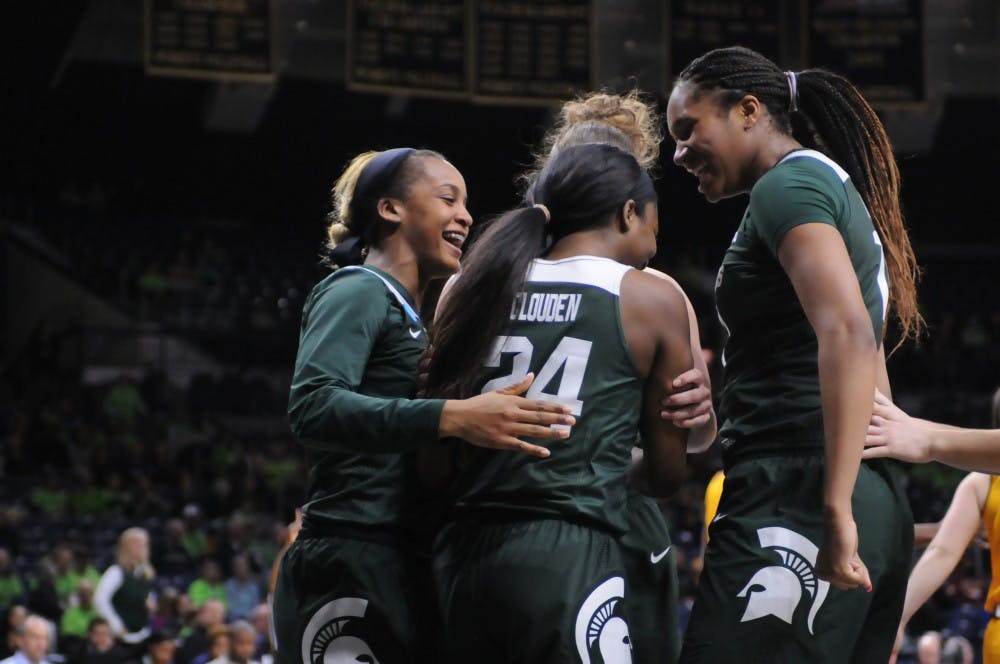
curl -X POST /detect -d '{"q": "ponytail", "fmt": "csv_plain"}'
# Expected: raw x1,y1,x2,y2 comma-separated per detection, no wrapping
428,206,549,397
795,69,923,350
428,143,654,397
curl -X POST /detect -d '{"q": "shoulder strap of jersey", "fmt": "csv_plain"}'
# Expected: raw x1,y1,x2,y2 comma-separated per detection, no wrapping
338,266,421,325
778,149,849,183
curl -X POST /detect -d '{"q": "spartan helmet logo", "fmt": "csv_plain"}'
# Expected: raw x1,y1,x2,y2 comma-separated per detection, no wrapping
574,576,633,664
300,597,378,664
737,526,831,635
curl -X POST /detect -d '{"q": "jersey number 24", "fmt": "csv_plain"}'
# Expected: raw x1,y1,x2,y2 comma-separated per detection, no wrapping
481,335,592,416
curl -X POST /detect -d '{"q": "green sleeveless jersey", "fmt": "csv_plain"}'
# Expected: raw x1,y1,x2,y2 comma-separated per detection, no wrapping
715,149,889,452
451,256,644,534
287,266,446,539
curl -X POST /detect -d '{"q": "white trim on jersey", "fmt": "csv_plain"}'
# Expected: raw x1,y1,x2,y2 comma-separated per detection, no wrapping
778,149,850,183
338,266,421,324
528,256,631,296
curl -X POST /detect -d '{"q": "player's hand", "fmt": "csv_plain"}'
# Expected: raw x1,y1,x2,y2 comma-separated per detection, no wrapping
439,373,575,458
660,368,712,427
815,511,871,591
862,389,932,464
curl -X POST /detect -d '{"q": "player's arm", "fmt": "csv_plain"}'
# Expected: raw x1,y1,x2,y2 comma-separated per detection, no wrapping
898,473,988,628
778,222,878,591
643,267,717,452
288,276,446,453
621,270,694,497
864,390,1000,472
290,276,573,457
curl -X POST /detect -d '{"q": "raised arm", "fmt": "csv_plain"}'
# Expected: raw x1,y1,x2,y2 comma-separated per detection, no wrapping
778,222,878,591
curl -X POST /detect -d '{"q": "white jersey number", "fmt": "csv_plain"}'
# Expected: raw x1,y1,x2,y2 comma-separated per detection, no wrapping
481,335,592,416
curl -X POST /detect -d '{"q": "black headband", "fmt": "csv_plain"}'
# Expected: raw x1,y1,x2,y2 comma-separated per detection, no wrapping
331,147,415,266
348,147,416,228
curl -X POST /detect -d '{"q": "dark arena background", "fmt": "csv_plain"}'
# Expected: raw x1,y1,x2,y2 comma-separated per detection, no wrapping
1,1,998,663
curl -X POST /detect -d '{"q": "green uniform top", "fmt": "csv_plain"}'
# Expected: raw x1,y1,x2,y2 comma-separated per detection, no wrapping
715,149,889,452
95,564,153,635
450,256,643,535
288,266,446,538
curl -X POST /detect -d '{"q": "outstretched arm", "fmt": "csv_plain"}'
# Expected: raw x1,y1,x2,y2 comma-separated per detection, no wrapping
864,389,1000,473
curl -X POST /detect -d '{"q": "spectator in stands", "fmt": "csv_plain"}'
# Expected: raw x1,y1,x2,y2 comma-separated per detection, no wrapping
190,625,228,664
67,553,101,603
94,528,155,650
149,588,181,636
71,471,108,518
916,630,942,664
1,607,27,659
58,580,97,642
246,606,268,662
70,617,129,664
942,634,975,664
179,506,207,563
29,470,67,518
220,558,257,622
187,562,225,612
174,599,224,664
209,517,247,578
141,631,176,664
131,475,171,519
26,562,60,626
0,614,51,664
209,621,257,664
0,550,24,609
102,376,146,432
52,544,94,607
153,521,195,582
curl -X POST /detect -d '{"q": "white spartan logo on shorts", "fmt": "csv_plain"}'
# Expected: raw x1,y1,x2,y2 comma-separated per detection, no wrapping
574,576,633,664
737,527,831,635
301,597,378,664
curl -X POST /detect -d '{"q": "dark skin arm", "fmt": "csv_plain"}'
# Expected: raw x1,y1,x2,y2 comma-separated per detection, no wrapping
643,267,717,451
778,222,878,591
620,269,695,497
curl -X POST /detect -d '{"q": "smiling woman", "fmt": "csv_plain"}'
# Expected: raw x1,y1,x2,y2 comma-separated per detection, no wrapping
666,46,922,664
270,147,577,663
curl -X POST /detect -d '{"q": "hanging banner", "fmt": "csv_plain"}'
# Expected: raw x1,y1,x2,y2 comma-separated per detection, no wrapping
471,0,593,105
145,0,275,81
807,0,925,105
346,0,467,98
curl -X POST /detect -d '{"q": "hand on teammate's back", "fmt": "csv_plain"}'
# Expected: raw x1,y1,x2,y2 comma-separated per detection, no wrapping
439,373,576,458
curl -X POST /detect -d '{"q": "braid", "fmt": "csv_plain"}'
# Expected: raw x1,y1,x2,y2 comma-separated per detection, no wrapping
796,70,923,351
675,46,923,351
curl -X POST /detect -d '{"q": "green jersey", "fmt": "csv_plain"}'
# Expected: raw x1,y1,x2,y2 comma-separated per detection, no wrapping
451,256,643,534
287,266,446,538
715,149,889,451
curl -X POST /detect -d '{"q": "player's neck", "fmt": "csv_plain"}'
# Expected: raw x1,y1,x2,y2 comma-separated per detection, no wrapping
545,229,625,263
364,250,425,308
